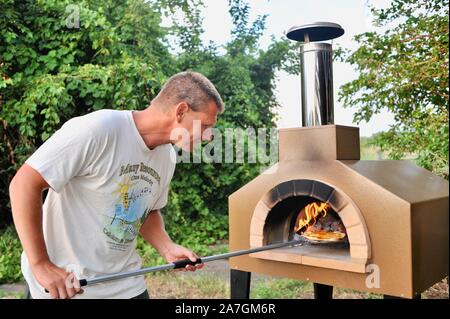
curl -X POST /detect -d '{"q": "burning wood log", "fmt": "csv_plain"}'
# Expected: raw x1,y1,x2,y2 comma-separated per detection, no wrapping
294,202,346,242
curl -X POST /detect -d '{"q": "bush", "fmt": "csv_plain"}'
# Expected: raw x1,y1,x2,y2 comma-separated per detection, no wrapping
0,226,23,284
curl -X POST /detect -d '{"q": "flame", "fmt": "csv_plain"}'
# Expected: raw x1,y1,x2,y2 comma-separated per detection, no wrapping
294,202,331,233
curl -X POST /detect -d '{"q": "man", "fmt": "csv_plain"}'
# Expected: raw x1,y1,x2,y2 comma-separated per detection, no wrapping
9,71,224,299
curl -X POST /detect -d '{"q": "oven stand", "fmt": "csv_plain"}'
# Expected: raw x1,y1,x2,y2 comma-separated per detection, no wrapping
230,270,334,299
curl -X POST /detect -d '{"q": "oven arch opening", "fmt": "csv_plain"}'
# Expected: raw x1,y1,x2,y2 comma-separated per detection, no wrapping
249,179,371,273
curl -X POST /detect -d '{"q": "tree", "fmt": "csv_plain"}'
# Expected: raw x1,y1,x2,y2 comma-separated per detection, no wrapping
160,0,294,248
338,0,449,179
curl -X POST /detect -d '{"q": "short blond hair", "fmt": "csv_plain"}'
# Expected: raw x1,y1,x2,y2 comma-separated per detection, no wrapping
153,71,224,113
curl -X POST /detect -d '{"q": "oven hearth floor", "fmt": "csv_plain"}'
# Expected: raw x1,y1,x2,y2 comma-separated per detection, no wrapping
250,244,367,273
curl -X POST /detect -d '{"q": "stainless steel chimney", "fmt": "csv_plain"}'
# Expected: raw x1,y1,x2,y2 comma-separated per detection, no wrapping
287,22,344,127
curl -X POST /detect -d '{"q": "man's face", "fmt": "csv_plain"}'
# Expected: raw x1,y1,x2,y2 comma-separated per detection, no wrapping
171,101,219,152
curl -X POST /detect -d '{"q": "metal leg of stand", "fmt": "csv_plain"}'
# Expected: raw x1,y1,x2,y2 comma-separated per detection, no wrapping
313,283,333,299
230,269,251,299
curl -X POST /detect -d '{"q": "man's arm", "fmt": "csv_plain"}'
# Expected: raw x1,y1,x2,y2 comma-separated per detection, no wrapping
139,210,203,271
9,163,81,299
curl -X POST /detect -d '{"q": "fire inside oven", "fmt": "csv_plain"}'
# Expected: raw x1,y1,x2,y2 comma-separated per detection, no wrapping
263,196,349,248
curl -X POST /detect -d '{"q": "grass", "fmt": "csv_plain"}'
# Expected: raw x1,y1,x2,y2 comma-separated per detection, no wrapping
1,275,448,299
251,278,312,299
251,278,383,299
143,269,447,299
147,273,316,299
0,289,24,299
146,271,229,299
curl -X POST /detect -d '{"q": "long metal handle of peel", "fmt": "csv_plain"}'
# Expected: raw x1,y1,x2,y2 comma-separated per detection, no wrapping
77,239,303,288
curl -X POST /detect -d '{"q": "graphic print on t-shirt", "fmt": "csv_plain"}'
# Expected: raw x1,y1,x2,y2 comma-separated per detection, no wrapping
102,162,161,247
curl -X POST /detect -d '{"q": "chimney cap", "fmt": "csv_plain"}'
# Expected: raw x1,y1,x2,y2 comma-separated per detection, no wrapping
287,22,344,42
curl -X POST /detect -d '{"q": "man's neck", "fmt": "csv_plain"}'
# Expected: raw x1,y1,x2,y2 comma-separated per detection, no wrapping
132,106,172,150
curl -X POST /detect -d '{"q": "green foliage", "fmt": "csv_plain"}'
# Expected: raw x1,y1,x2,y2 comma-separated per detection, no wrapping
0,0,171,226
0,226,23,284
339,0,449,179
251,279,311,299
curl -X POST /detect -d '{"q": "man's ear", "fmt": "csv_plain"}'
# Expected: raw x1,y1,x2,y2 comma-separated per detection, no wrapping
175,102,189,122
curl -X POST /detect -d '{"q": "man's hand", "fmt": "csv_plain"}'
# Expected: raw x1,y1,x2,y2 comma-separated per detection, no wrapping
162,244,204,272
139,211,204,272
10,164,83,299
32,260,83,299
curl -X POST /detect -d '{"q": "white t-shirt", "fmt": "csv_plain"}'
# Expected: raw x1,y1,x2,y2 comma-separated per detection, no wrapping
22,109,176,299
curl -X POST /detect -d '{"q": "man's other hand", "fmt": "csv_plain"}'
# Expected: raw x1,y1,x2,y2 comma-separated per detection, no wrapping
32,260,83,299
162,244,204,272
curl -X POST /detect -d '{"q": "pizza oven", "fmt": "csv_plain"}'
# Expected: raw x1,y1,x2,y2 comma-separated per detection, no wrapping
228,22,449,299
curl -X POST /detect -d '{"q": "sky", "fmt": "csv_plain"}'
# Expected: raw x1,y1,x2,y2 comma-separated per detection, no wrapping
188,0,396,136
